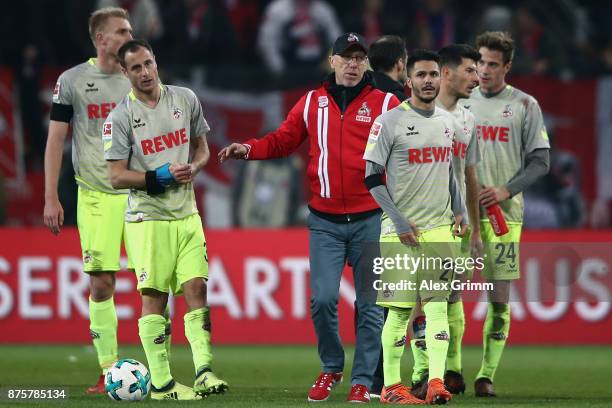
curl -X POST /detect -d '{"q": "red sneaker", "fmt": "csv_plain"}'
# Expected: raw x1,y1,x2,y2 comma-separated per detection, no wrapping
425,378,452,404
86,374,105,394
307,372,343,402
381,383,425,404
347,384,370,403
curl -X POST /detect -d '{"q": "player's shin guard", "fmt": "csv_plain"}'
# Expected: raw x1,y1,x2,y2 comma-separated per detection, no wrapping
184,307,213,374
163,305,172,361
477,303,510,381
446,301,465,373
410,315,429,383
139,314,173,389
423,301,449,381
89,297,118,373
381,307,411,387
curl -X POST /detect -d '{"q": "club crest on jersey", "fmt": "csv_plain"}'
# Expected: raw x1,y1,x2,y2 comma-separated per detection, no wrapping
463,125,470,135
356,102,372,122
444,127,453,139
318,96,328,108
502,104,513,118
173,107,183,119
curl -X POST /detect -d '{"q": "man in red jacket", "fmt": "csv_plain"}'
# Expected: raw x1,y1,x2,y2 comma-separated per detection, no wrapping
219,32,400,403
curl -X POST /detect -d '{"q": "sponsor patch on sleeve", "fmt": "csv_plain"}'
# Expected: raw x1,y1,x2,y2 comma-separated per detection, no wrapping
52,81,60,103
103,122,113,151
369,122,382,140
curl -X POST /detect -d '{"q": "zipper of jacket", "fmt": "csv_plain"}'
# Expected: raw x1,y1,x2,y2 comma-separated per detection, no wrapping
339,89,347,218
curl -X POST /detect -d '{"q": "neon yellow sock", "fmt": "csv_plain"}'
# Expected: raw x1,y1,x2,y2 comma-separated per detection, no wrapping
184,307,213,374
89,297,118,372
163,306,172,361
138,314,172,389
477,303,510,381
423,301,449,381
446,301,465,373
381,307,411,387
410,339,429,383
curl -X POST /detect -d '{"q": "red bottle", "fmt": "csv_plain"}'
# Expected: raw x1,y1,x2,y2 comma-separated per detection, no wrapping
486,203,509,236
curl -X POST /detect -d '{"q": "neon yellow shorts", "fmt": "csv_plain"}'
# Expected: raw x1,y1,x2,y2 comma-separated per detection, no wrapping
125,213,208,295
452,229,474,280
77,187,129,273
480,220,522,280
376,225,457,309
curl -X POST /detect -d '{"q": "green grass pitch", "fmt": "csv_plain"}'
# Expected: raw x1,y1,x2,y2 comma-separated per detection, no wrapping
0,344,611,407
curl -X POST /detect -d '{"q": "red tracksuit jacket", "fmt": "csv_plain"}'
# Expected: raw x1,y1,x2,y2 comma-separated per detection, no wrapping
244,80,400,215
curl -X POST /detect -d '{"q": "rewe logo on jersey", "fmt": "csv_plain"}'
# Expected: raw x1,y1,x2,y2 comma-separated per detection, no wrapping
408,146,452,164
476,125,510,142
452,140,467,159
88,102,116,119
140,128,188,155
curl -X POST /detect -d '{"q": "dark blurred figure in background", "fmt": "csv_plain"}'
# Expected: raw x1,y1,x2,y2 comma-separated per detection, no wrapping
98,0,163,40
411,0,456,49
510,3,569,77
257,0,342,87
368,35,408,100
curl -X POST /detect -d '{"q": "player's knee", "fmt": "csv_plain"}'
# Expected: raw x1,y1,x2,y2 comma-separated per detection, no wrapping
89,273,115,301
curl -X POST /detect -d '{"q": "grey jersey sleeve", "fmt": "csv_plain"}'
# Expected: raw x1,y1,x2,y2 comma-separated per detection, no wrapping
104,104,132,161
522,96,551,153
52,70,74,105
187,89,210,138
465,126,480,166
363,119,393,166
506,148,550,197
365,161,414,234
449,165,467,225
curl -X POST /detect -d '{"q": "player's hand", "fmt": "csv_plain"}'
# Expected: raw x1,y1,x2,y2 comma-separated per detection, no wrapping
169,163,192,183
479,185,510,207
469,230,484,259
452,215,468,237
218,143,248,163
398,222,419,247
43,197,64,235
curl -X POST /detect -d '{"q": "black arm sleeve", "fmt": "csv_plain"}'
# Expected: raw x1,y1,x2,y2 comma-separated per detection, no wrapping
506,148,550,197
50,103,74,123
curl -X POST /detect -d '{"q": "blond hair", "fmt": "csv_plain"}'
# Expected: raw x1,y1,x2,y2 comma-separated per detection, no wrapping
88,7,129,45
475,31,515,63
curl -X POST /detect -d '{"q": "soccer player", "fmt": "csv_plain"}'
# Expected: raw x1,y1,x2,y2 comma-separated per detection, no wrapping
363,49,466,404
104,39,228,400
42,7,146,393
408,43,483,398
463,31,550,397
219,33,400,403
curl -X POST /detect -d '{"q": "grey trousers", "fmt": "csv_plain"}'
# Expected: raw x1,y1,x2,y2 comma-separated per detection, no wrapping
308,211,384,388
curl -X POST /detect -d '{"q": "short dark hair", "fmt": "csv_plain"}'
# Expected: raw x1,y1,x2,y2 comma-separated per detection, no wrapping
475,31,514,63
438,44,481,68
406,49,440,73
368,35,407,73
118,39,154,69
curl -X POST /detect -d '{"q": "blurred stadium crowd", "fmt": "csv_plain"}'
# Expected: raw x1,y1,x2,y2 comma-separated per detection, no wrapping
0,0,611,229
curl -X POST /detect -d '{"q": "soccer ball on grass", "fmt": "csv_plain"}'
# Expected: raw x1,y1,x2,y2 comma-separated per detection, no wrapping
105,358,151,401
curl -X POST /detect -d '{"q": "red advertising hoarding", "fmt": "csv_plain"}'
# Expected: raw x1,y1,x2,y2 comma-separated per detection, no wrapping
0,228,610,344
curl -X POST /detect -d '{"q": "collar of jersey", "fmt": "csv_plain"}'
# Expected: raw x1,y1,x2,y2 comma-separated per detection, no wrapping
128,84,165,103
